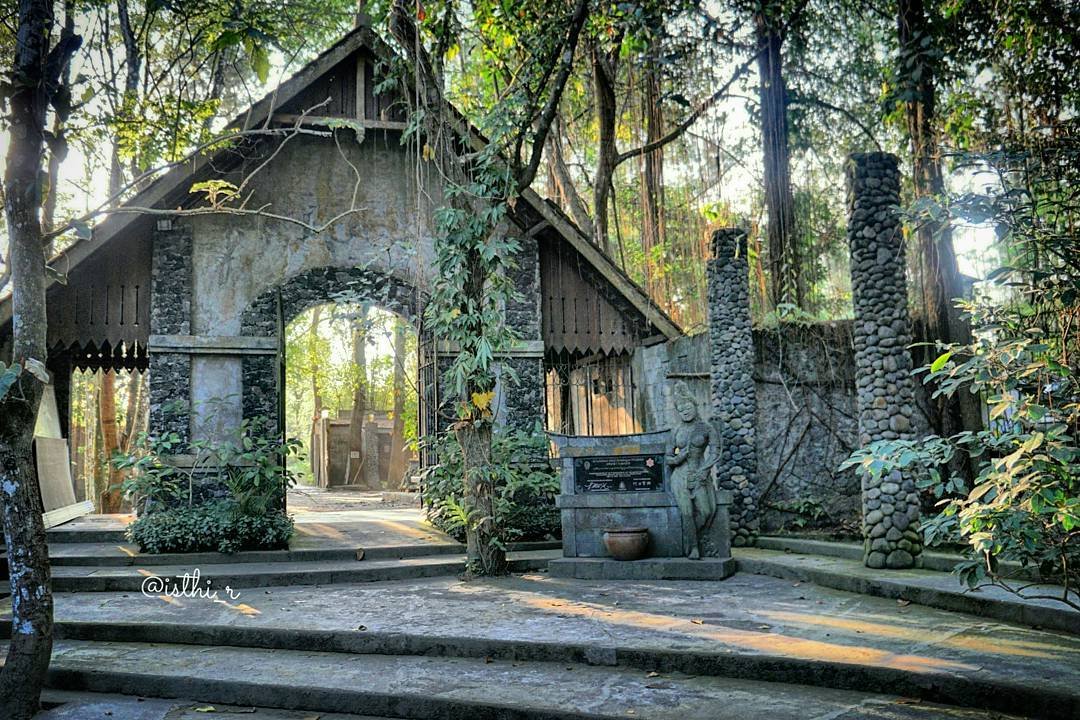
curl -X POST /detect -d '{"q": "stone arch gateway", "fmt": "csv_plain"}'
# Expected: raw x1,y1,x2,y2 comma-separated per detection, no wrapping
0,24,680,480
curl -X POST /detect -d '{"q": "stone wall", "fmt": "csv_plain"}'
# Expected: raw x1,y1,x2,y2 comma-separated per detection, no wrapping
637,323,860,533
149,224,194,443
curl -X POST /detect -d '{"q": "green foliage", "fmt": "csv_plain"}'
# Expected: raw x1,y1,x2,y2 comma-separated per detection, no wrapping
424,425,560,544
114,413,302,513
126,499,294,554
114,411,300,554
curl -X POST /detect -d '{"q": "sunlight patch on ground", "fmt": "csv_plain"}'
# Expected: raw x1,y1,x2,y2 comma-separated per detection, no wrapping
515,595,976,674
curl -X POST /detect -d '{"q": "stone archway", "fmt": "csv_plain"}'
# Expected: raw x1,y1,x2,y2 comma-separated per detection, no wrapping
238,266,425,425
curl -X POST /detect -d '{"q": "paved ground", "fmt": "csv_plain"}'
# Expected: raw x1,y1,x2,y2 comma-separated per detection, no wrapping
47,491,451,552
34,571,1080,700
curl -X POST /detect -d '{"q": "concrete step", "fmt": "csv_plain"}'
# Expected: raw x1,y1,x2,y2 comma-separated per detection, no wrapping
735,546,1080,635
50,549,559,592
46,540,560,567
39,690,400,720
37,639,1027,720
756,535,1036,579
15,572,1079,719
36,619,1077,719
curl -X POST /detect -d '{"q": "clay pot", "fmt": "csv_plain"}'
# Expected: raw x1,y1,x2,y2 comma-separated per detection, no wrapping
602,527,650,561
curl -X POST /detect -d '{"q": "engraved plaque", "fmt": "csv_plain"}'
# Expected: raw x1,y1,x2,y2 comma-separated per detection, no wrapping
574,454,664,493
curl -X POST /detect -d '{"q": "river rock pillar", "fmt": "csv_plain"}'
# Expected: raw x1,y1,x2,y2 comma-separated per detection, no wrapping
707,228,758,546
148,221,193,444
846,152,923,570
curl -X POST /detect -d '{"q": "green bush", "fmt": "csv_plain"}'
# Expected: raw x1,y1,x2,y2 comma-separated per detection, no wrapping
126,499,294,554
424,424,560,544
115,412,302,554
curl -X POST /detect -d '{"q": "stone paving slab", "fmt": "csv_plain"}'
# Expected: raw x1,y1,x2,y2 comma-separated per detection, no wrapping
45,507,458,550
735,547,1080,635
14,572,1080,716
33,640,1024,720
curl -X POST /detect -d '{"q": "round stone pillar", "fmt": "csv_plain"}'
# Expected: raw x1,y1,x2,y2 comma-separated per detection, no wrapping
846,152,922,569
707,228,758,546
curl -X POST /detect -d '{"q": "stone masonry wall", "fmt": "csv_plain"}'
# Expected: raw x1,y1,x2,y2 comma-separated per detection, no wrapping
638,325,860,534
706,228,759,545
149,223,193,443
846,152,923,569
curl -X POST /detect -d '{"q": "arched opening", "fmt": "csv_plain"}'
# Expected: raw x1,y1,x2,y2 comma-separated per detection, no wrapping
284,302,419,495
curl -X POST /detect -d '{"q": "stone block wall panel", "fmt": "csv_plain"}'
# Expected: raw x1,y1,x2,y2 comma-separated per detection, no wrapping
846,152,923,570
149,223,193,443
707,228,759,545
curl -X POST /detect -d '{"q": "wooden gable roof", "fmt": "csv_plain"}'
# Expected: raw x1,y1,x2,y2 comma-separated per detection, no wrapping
1,23,681,347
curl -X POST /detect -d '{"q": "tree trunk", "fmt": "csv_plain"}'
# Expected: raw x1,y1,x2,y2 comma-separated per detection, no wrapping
590,40,619,255
640,65,667,296
897,0,982,458
97,370,123,512
388,317,408,487
108,0,142,197
0,1,73,714
308,307,325,484
546,114,595,238
121,370,143,453
455,411,507,575
756,9,800,310
346,308,369,486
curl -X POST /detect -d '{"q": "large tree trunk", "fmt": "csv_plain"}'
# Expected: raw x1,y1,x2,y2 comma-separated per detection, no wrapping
0,1,74,714
590,40,619,255
546,114,595,238
456,420,507,575
640,65,667,296
308,307,325,484
97,371,123,512
756,9,800,310
897,0,982,457
388,317,408,487
346,308,369,486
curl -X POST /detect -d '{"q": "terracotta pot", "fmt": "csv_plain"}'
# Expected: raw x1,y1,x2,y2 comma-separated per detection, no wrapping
602,527,650,561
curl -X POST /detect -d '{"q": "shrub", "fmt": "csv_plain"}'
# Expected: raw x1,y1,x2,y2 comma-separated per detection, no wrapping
127,499,294,554
115,413,302,554
424,423,560,544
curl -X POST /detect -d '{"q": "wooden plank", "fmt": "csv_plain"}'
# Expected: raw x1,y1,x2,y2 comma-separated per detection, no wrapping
43,500,95,530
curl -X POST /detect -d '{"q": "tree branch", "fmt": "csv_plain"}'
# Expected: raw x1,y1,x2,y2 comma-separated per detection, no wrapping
514,0,591,192
615,50,761,167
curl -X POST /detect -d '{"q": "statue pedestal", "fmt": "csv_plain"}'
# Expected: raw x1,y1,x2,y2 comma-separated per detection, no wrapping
548,431,735,581
549,556,736,580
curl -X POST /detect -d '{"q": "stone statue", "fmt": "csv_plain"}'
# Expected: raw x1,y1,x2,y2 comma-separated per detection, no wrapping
666,381,720,559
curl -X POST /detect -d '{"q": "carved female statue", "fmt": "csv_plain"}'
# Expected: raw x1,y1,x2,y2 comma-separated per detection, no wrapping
666,381,720,559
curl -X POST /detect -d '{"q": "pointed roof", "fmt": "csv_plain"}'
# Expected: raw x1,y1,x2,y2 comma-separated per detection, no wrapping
1,24,680,342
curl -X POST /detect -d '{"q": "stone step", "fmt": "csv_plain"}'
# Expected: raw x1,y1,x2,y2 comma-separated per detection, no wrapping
46,527,129,544
37,639,1025,720
50,549,558,592
46,540,560,567
756,535,1036,579
35,619,1078,719
734,547,1080,636
39,690,400,720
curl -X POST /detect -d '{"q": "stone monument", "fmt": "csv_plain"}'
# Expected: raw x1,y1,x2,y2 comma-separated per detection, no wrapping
548,383,735,580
